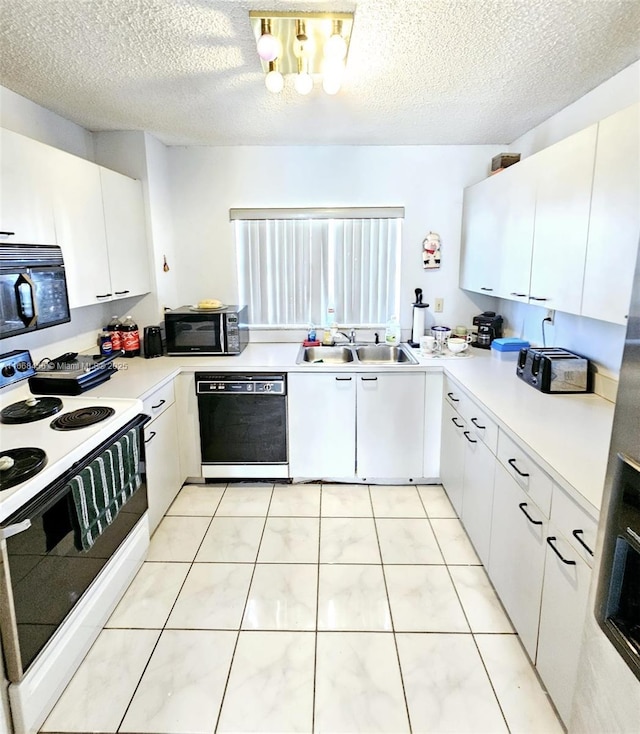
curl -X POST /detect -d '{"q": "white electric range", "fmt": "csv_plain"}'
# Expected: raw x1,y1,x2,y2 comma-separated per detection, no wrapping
0,351,150,734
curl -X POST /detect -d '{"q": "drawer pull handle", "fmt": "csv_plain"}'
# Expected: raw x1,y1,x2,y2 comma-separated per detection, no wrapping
518,502,542,526
530,296,549,302
145,430,157,444
114,290,130,295
480,287,494,292
471,417,485,430
463,430,478,444
510,292,528,297
96,293,112,299
0,231,15,236
151,399,166,409
361,376,378,381
547,536,576,565
451,417,464,428
447,392,459,402
572,529,594,556
508,458,530,477
335,376,352,381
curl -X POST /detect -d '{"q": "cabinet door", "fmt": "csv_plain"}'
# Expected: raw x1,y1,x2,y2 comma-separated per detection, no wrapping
495,156,537,302
459,175,501,296
145,403,182,534
0,129,56,245
49,148,111,308
356,372,425,479
461,433,496,566
288,372,356,478
488,461,547,659
582,104,640,325
528,125,597,314
536,527,592,724
440,400,466,516
100,167,151,300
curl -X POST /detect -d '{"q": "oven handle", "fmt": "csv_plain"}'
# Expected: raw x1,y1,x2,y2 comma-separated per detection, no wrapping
0,519,31,541
1,413,151,526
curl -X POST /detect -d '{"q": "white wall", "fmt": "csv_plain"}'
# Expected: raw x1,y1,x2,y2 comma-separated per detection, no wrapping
167,144,503,337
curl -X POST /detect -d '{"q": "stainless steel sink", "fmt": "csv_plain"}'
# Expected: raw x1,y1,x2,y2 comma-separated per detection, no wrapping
355,345,418,364
297,346,355,364
296,343,417,365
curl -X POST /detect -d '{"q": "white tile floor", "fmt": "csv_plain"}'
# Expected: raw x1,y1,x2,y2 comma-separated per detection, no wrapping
41,482,564,734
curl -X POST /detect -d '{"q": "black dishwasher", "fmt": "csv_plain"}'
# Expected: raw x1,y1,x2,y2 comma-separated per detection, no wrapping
195,373,288,479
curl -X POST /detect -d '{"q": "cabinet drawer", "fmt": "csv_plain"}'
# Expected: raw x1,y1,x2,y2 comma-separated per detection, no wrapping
459,401,498,455
497,431,552,517
551,487,598,568
444,377,469,414
143,380,175,423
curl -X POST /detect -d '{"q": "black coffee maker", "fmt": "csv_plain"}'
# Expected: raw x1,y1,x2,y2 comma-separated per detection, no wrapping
472,311,503,349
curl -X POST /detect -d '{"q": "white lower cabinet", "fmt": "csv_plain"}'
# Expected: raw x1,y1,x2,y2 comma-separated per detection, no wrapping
461,433,495,566
356,372,425,479
440,399,466,515
143,382,181,534
288,371,424,480
488,460,547,660
288,372,356,478
536,526,592,724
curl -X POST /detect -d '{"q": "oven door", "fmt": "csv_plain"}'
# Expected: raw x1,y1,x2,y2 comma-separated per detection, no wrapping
0,414,149,682
166,313,225,355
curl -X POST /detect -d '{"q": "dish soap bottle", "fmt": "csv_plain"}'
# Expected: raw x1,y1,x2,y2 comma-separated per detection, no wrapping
385,315,401,345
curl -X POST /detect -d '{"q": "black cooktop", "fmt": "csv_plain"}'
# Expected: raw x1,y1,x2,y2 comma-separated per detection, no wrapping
50,406,116,431
0,448,48,491
0,396,63,425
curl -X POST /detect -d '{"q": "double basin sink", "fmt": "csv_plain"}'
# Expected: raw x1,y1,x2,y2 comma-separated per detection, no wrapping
296,343,418,365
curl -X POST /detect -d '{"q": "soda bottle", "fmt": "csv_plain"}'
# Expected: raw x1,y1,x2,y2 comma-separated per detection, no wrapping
120,315,140,357
106,315,122,352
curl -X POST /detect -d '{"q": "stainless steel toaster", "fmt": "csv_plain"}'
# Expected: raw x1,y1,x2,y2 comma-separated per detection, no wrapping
516,347,592,393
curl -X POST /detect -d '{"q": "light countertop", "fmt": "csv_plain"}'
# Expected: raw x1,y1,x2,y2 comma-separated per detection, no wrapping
29,342,616,515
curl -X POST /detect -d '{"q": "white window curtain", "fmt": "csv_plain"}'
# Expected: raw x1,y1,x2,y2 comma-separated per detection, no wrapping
233,208,403,328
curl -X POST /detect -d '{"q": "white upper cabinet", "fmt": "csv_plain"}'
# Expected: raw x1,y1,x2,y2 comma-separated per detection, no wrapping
582,103,640,324
528,125,597,314
0,128,56,245
495,155,537,302
0,128,151,309
459,173,502,296
100,167,150,300
48,147,112,308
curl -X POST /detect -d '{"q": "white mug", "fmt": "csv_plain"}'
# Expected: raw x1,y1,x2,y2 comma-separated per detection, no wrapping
420,335,435,352
448,338,469,354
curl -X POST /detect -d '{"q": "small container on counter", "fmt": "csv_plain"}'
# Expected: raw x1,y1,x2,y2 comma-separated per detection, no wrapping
98,329,113,355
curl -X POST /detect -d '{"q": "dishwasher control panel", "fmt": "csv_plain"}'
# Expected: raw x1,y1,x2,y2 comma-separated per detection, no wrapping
195,373,286,395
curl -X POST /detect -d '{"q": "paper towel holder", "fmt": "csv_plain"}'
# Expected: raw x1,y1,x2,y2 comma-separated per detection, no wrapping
409,288,430,347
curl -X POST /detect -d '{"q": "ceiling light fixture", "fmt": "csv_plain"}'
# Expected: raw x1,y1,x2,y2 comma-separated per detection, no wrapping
250,11,354,96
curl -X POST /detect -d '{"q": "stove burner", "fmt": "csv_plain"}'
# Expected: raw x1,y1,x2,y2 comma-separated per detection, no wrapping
0,397,63,425
50,406,116,431
0,448,48,491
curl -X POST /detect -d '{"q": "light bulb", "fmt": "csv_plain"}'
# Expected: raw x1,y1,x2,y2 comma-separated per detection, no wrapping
322,73,342,95
257,33,280,62
265,70,284,93
324,33,347,61
294,72,313,95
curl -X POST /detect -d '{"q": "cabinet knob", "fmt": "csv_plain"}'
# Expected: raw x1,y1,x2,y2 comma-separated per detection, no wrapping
572,529,594,556
508,458,530,477
546,536,576,565
518,502,543,526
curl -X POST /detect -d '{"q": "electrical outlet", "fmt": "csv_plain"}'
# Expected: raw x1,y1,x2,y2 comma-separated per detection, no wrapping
434,298,444,313
545,309,555,325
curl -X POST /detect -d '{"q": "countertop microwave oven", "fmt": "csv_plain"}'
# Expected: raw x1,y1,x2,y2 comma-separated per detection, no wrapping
164,305,249,356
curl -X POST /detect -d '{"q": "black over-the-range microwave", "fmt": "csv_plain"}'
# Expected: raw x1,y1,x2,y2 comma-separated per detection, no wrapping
164,305,249,355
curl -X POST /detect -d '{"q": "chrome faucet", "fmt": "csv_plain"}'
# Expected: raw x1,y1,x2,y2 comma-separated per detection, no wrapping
335,329,356,343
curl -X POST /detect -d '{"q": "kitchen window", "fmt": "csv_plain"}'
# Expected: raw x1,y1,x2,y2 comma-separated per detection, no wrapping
231,207,403,328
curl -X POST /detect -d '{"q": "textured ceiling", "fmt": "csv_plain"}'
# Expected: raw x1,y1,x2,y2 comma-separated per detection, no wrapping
0,0,639,146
